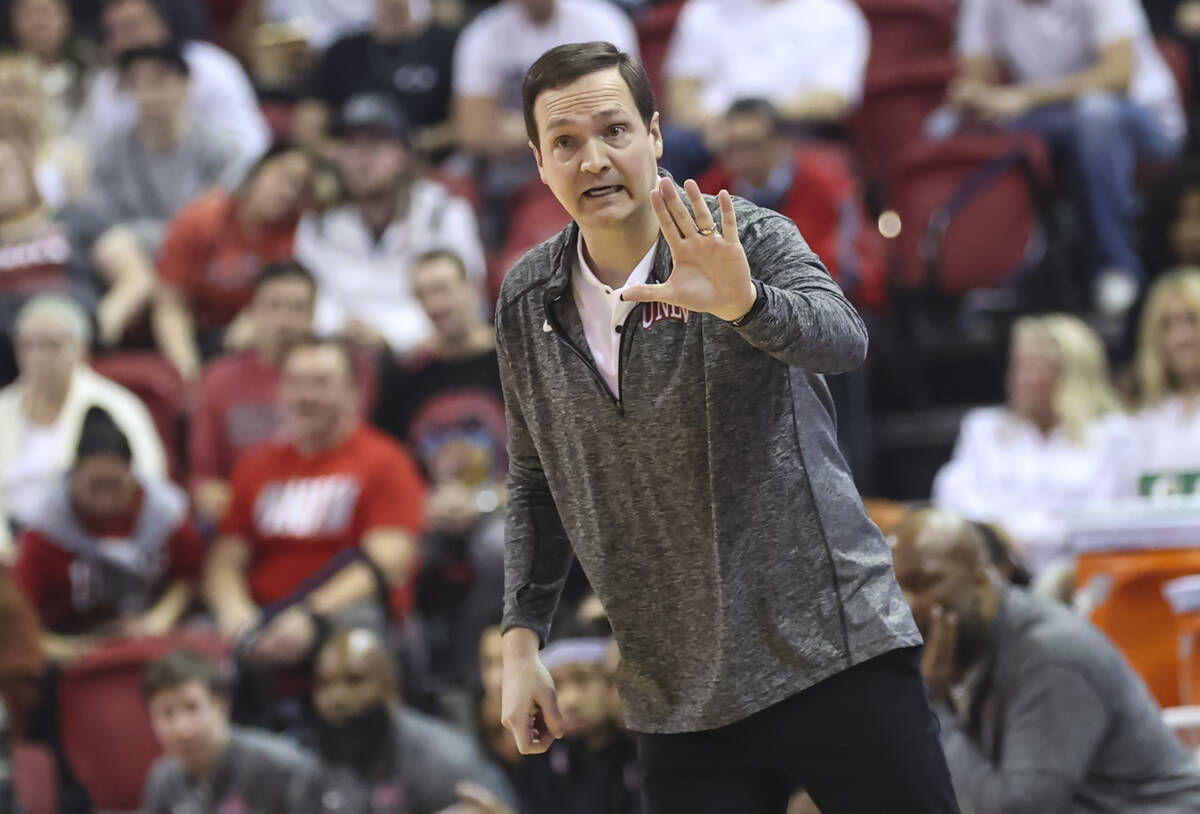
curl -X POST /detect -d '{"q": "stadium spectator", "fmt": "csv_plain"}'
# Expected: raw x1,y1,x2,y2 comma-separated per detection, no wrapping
91,44,252,254
933,315,1133,574
294,93,485,354
1139,160,1200,280
12,407,203,663
1131,269,1200,494
0,295,165,533
0,138,157,355
86,0,270,159
152,143,316,381
664,0,869,139
141,650,320,814
374,250,506,686
891,508,1200,813
698,98,884,307
204,336,424,666
0,562,43,737
8,0,99,141
189,261,316,525
307,627,518,814
294,0,458,155
0,51,90,208
934,0,1185,315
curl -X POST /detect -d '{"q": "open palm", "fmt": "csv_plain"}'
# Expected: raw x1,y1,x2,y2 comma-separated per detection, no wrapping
622,178,758,322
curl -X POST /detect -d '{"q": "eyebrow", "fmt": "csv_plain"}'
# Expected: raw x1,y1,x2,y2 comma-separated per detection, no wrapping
545,108,627,132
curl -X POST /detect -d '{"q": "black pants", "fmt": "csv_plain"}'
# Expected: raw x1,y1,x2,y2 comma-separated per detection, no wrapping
635,647,961,814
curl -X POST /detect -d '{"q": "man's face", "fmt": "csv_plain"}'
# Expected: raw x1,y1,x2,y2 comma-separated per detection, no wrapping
71,453,138,519
516,0,556,22
313,642,391,726
16,316,81,391
128,60,187,128
245,151,312,225
13,0,70,59
478,626,503,700
147,682,229,777
104,0,169,54
532,67,662,232
720,114,786,190
280,346,356,444
337,131,408,200
413,258,477,343
550,662,612,738
253,277,314,356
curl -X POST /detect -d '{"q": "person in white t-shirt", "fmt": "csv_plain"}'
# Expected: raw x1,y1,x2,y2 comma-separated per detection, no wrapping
936,0,1185,314
664,0,868,139
933,315,1134,574
1131,268,1200,495
294,93,485,354
85,0,270,161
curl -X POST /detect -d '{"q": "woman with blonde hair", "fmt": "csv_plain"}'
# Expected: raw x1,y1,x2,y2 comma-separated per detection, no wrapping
933,314,1134,573
1131,269,1200,494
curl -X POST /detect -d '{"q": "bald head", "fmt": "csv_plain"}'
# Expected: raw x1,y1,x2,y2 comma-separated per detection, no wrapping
313,628,398,725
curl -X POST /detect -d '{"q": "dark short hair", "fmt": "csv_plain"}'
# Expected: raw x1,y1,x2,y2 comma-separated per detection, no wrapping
725,97,785,135
238,140,315,198
522,41,655,149
253,259,317,297
283,333,357,382
117,42,189,77
413,249,468,280
75,406,132,465
143,650,230,703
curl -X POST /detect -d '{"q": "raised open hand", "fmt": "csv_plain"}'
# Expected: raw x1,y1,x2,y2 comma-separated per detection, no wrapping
621,177,758,322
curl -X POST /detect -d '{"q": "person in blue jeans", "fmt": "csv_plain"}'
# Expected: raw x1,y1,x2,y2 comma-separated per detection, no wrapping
928,0,1186,316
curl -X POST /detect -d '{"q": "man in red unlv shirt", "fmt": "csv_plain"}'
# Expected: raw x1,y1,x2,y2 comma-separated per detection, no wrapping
204,336,424,666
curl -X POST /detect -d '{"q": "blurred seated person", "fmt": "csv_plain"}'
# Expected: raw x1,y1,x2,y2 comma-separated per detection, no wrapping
698,98,885,308
91,44,252,254
0,138,156,355
8,0,101,140
664,0,868,142
932,314,1133,574
0,51,90,209
189,262,316,526
0,295,165,534
1139,162,1200,282
294,93,485,354
204,336,425,667
142,649,320,814
87,0,269,159
1131,269,1200,494
891,508,1200,813
12,407,203,664
935,0,1185,315
152,143,316,382
294,0,459,157
374,250,506,685
243,0,375,55
307,628,518,814
0,562,44,737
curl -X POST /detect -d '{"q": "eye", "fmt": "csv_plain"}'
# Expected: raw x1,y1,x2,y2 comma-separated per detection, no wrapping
554,135,574,149
607,125,627,138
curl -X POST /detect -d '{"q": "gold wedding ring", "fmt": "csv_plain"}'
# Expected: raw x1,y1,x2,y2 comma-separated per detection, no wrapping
697,226,715,236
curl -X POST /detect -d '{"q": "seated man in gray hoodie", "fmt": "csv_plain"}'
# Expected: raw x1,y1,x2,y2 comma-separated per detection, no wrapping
141,649,319,814
892,508,1200,813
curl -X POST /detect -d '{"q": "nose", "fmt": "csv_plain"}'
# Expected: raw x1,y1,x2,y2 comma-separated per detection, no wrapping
580,138,609,175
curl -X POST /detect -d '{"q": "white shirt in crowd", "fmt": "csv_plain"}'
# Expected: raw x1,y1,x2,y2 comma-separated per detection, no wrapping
294,178,486,355
453,0,639,110
261,0,380,50
665,0,870,119
1130,395,1200,490
932,407,1135,573
85,40,271,162
957,0,1185,143
572,237,655,397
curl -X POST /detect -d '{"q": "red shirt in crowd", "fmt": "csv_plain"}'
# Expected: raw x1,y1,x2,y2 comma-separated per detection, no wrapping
13,489,205,634
220,424,425,607
158,192,298,331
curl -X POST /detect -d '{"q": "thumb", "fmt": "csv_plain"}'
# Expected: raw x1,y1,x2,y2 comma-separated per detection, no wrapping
535,685,565,738
621,281,674,305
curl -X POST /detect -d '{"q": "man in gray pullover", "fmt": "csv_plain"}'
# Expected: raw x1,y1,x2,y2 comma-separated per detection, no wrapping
495,42,961,813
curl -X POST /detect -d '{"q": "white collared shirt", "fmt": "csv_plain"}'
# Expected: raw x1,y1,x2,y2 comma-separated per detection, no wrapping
573,237,656,398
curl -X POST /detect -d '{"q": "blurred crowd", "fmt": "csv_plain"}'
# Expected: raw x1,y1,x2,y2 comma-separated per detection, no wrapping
0,0,1196,811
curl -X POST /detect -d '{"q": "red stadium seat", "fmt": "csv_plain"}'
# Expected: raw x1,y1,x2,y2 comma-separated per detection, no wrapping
57,632,228,812
90,353,187,483
1157,37,1193,108
425,167,482,215
886,132,1053,296
14,742,58,814
846,57,958,185
490,182,572,301
854,0,955,81
636,0,686,102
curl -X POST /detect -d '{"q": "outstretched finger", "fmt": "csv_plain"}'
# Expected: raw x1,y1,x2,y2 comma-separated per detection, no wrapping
660,177,699,236
650,188,684,244
719,190,739,241
684,179,715,233
621,281,676,306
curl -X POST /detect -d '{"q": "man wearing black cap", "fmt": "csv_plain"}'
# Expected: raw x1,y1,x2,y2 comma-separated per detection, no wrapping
294,92,487,355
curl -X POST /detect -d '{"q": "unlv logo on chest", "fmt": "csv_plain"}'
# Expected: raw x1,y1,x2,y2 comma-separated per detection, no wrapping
641,302,690,329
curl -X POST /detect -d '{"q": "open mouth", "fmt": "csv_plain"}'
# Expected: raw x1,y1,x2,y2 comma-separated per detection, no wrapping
583,185,624,199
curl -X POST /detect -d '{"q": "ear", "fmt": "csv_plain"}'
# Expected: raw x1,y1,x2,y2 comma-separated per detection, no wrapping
649,111,663,161
529,140,546,183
